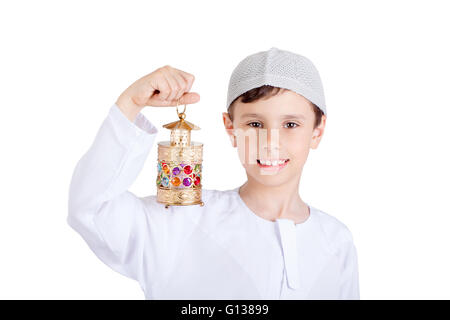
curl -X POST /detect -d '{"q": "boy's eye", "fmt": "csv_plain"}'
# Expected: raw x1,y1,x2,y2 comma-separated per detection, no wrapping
247,122,262,128
284,122,299,129
247,122,299,128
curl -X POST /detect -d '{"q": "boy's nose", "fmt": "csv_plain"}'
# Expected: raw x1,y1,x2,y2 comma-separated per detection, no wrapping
260,128,280,148
259,128,281,157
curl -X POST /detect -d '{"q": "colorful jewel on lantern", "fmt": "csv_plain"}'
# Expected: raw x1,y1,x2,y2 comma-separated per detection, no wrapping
171,176,181,186
194,176,200,186
172,167,180,175
161,176,169,187
184,165,192,175
183,177,192,187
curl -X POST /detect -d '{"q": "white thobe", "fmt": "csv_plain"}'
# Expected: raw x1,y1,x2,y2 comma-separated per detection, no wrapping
67,103,360,300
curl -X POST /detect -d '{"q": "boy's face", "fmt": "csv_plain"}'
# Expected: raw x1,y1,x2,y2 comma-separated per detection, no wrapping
222,89,326,187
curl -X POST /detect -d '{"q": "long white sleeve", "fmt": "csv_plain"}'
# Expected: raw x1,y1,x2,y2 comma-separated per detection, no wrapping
337,240,361,299
67,103,166,292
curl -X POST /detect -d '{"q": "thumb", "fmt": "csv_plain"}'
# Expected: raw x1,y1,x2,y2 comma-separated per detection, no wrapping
178,92,200,105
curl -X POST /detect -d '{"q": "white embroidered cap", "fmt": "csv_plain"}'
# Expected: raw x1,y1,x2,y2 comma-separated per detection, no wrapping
226,47,327,116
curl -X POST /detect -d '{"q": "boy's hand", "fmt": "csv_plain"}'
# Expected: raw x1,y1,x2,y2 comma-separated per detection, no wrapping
115,65,200,122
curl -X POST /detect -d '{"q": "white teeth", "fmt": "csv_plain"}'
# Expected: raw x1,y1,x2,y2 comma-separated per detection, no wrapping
259,159,287,166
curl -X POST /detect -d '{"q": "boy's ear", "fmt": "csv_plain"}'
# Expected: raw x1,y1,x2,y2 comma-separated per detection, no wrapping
222,112,236,148
310,114,326,149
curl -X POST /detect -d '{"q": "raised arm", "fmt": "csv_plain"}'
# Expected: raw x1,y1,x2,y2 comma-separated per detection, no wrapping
67,103,163,288
67,66,200,293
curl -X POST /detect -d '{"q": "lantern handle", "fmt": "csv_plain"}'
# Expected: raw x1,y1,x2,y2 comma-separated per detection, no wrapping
176,99,186,120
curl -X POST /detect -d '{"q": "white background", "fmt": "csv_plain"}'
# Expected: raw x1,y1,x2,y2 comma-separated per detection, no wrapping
1,0,449,299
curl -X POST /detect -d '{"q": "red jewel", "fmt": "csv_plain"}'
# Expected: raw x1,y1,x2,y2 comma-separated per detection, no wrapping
194,176,200,186
184,165,192,174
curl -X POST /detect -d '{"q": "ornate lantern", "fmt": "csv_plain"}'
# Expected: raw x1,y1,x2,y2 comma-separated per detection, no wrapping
156,102,204,208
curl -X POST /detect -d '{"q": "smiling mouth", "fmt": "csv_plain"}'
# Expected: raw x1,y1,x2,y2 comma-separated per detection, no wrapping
256,159,290,169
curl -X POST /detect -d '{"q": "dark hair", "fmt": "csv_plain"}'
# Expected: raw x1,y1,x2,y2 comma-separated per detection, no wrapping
228,85,324,128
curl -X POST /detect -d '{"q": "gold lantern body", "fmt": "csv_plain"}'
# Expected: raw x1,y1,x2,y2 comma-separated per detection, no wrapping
156,104,204,208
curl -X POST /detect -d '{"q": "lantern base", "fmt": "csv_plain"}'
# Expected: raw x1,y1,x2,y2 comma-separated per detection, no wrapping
164,201,204,209
157,186,203,207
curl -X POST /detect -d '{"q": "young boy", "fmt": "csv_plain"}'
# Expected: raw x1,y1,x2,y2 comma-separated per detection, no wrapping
68,47,360,300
